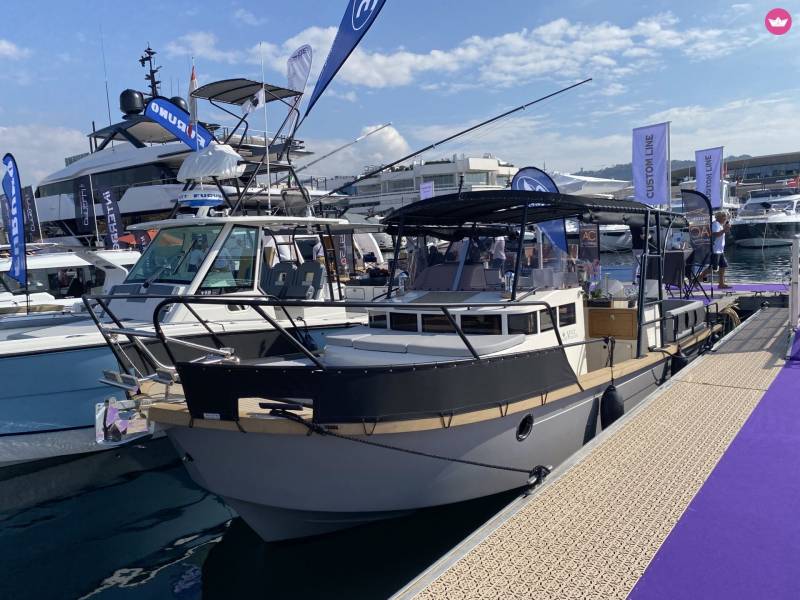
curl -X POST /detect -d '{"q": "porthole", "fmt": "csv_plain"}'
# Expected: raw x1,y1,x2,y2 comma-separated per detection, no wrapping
516,414,534,441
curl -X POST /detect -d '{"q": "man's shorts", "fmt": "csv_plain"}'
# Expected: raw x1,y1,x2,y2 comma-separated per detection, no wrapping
711,253,728,270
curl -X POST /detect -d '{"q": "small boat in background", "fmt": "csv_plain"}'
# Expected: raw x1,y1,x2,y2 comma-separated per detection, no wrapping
731,189,800,248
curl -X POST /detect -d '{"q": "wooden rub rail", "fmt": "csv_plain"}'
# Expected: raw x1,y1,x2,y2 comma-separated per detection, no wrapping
397,308,789,600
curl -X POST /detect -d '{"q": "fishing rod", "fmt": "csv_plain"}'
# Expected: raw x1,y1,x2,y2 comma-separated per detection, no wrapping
275,122,393,185
318,77,592,201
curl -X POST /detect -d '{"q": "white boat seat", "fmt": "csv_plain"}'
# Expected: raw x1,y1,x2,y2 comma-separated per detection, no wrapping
407,334,525,357
333,332,526,357
323,330,374,347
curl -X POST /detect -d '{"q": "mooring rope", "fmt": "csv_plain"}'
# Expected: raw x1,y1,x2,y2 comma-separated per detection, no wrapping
269,408,551,482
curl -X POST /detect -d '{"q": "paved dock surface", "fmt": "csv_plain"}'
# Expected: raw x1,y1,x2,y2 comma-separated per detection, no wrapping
399,308,793,599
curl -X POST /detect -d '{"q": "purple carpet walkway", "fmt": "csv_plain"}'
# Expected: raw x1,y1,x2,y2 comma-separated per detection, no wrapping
630,334,800,599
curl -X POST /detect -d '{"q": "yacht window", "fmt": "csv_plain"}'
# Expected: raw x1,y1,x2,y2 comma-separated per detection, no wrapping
199,226,259,295
390,312,418,332
368,312,387,329
461,314,501,335
508,312,538,335
126,225,223,284
422,314,456,333
558,303,577,326
540,309,554,332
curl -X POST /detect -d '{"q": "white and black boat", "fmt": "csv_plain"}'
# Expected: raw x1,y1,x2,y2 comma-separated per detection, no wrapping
142,190,720,541
730,189,800,248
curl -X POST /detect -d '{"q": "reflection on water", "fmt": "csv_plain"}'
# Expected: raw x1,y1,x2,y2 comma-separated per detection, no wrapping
0,438,515,600
725,245,793,284
590,245,793,286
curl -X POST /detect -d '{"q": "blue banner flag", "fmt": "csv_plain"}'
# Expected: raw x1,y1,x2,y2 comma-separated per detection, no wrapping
511,166,569,253
145,97,214,151
1,154,27,285
304,0,387,118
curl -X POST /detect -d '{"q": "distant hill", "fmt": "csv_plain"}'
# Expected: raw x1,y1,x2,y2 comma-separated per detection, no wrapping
579,155,752,180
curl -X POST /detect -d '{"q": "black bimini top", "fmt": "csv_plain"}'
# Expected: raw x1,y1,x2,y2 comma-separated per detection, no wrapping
382,190,687,233
192,78,301,105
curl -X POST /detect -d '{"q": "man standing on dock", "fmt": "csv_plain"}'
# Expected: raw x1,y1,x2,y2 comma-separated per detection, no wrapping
711,211,731,289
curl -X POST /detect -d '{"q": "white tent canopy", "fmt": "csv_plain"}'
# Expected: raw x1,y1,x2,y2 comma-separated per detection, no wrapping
177,143,246,182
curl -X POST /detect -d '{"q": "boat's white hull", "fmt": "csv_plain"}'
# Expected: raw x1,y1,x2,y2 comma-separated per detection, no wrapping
166,363,661,541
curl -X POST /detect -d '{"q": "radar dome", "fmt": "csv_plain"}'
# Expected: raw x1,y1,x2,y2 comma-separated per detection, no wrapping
170,96,190,112
120,89,144,116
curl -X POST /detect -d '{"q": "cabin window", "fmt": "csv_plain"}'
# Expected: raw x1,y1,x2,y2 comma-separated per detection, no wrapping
540,309,554,332
199,226,259,295
508,312,538,335
126,225,223,285
558,303,577,327
422,314,456,333
461,314,502,335
368,312,387,329
390,312,418,332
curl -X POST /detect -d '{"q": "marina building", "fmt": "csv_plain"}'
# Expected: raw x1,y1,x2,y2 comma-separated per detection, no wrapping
345,154,517,215
671,151,800,185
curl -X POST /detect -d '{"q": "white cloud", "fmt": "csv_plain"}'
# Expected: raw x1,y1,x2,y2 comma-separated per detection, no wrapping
299,124,411,176
600,82,626,96
178,14,758,94
233,8,267,26
165,32,241,64
0,125,87,186
0,39,30,60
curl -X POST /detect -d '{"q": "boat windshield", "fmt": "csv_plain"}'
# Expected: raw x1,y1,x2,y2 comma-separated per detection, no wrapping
125,225,224,285
740,200,797,216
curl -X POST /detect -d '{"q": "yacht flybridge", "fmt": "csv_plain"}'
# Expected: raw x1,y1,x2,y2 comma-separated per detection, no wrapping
138,189,721,541
33,51,326,246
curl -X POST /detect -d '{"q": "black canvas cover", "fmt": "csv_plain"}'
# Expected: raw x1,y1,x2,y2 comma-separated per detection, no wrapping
177,345,578,423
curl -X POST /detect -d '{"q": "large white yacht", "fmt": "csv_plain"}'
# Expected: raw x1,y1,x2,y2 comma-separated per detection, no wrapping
731,188,800,248
33,49,317,247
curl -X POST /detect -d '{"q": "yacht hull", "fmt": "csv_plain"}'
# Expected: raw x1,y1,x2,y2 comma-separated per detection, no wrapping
165,358,669,541
731,221,800,248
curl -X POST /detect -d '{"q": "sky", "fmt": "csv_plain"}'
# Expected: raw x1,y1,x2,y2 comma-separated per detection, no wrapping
0,0,798,186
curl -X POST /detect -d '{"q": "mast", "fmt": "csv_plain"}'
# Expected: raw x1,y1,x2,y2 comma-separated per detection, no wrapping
139,45,161,98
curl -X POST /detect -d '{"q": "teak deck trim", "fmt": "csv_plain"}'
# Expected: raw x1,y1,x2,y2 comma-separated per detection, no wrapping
147,327,717,436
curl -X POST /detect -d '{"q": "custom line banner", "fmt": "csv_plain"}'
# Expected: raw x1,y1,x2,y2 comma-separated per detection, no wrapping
632,122,670,205
21,186,40,242
695,146,723,208
1,154,27,285
304,0,387,117
72,175,96,235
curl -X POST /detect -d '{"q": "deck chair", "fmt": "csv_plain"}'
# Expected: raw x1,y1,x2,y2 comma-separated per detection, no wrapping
262,262,297,298
285,262,325,299
662,251,686,298
684,248,712,301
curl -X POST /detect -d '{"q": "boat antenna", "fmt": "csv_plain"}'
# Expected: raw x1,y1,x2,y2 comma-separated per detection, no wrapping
260,42,271,211
139,45,161,98
99,25,113,128
274,122,393,185
318,77,593,201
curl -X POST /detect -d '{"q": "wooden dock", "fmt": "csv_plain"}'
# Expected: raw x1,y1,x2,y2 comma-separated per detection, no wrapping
396,307,794,599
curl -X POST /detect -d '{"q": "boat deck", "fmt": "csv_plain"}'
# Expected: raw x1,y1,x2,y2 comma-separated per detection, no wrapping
397,307,797,599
